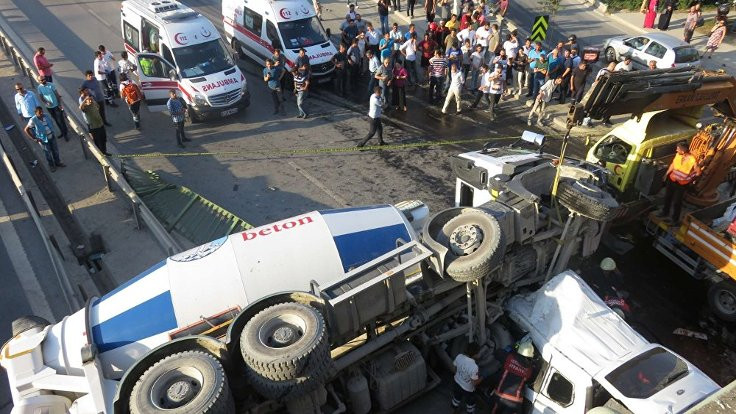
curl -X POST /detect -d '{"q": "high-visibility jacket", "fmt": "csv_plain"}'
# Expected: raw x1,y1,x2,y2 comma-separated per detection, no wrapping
494,353,533,403
669,153,697,185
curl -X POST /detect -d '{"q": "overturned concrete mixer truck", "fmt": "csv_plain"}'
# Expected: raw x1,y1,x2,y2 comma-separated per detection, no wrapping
2,137,716,413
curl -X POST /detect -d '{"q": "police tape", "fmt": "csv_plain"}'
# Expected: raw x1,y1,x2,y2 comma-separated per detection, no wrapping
110,135,535,159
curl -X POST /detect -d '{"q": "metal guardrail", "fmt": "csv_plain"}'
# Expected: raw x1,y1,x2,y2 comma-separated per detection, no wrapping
0,141,80,312
0,17,182,256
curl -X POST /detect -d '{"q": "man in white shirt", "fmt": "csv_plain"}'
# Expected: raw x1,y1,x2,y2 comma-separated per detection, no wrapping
365,22,381,55
94,50,115,105
475,22,490,54
357,86,385,147
457,26,476,47
451,343,481,414
389,23,403,58
365,49,381,96
528,77,561,126
487,64,505,121
614,56,633,72
98,45,118,98
400,33,418,86
442,65,464,114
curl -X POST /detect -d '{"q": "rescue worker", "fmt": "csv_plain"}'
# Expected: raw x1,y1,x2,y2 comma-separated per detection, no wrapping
490,341,534,414
659,141,702,224
119,73,144,129
451,342,482,414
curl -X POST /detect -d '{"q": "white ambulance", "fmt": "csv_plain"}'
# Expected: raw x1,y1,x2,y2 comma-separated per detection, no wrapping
222,0,336,79
121,0,250,121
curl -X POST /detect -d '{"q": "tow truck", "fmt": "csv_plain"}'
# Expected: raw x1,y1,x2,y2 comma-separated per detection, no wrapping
2,136,720,413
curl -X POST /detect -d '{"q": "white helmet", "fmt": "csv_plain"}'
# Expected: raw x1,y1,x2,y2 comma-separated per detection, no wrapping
517,341,534,358
600,257,617,272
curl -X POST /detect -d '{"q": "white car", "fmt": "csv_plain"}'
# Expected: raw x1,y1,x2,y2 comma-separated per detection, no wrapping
505,272,720,414
603,33,700,69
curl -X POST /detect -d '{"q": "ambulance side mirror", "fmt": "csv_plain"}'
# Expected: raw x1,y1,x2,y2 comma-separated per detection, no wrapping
168,69,179,81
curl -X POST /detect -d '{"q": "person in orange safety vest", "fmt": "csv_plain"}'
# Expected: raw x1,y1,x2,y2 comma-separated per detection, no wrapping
490,341,534,414
659,141,701,224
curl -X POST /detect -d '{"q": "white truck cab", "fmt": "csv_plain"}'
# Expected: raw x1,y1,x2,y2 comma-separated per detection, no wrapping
121,0,249,121
506,272,720,414
222,0,336,78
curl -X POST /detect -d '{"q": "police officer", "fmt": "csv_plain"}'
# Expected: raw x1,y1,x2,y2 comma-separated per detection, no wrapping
659,141,701,224
490,341,534,414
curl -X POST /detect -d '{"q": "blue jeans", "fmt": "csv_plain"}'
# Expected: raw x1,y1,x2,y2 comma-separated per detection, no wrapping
296,91,307,116
379,15,389,34
39,135,61,167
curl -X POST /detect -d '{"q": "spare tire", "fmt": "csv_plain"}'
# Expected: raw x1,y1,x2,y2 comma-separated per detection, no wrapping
129,351,234,414
436,209,505,282
241,302,332,400
557,180,620,221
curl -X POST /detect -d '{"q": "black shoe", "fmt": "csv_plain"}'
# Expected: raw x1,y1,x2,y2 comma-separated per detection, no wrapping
57,163,67,168
61,134,69,142
356,143,365,148
378,141,386,146
303,114,309,119
104,122,112,127
134,122,140,129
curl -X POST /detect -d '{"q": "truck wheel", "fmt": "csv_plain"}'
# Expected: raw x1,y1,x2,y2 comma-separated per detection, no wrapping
437,209,505,282
231,39,244,61
557,180,620,221
708,280,736,322
130,351,234,414
11,315,50,336
240,302,331,400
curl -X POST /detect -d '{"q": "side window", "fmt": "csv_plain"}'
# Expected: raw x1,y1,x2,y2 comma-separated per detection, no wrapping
243,8,263,36
645,42,666,59
141,19,160,53
544,371,574,407
629,37,650,51
161,44,175,65
138,55,174,78
266,21,282,50
123,21,140,52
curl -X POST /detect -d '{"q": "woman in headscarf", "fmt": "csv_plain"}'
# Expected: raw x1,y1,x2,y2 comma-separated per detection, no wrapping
641,0,658,29
657,0,675,30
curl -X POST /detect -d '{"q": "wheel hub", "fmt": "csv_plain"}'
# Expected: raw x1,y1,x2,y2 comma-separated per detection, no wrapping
273,326,296,346
166,380,196,404
449,224,483,255
718,291,736,312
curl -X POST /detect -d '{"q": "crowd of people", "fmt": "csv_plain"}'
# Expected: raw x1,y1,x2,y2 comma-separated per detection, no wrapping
640,0,728,56
15,44,196,172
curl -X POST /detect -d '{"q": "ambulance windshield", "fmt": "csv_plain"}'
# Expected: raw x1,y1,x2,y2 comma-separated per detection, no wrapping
278,17,328,49
173,39,235,78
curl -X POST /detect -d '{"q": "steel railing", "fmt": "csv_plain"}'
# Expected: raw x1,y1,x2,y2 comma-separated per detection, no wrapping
0,17,182,256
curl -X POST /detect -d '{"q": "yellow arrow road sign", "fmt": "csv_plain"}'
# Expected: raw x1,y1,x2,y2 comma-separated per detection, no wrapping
530,15,549,41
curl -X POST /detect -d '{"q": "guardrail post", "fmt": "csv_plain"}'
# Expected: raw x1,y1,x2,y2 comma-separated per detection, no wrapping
102,164,113,192
79,133,89,160
131,200,142,230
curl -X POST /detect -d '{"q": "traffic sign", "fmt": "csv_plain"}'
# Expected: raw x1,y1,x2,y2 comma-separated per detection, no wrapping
530,15,549,41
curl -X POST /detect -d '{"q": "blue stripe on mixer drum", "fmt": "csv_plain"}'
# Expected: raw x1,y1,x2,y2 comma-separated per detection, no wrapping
92,291,177,353
332,224,410,272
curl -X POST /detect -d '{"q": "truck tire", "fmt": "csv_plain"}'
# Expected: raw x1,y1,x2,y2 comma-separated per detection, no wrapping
11,315,50,336
129,351,234,414
708,280,736,322
605,47,617,63
437,209,505,282
240,302,332,399
557,180,620,221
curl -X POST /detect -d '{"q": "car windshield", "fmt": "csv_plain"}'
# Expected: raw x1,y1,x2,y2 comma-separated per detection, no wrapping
674,47,700,63
172,39,235,78
278,17,328,49
605,347,689,399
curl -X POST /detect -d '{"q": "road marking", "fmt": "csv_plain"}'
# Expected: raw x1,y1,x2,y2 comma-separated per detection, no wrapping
0,195,55,323
287,160,349,207
86,8,117,32
0,209,54,224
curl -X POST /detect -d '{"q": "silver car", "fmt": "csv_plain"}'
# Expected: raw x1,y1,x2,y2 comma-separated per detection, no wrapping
603,32,700,69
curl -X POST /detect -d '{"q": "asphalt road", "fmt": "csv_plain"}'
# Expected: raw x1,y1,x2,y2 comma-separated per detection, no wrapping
0,160,71,414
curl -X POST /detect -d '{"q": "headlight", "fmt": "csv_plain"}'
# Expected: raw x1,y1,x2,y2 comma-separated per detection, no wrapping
193,94,208,106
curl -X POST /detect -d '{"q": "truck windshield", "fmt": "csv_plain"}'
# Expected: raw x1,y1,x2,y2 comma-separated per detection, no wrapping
605,347,689,399
278,17,328,49
172,39,235,78
595,136,632,165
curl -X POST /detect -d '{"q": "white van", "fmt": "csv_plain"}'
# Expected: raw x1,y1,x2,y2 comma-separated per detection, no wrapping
121,0,249,121
222,0,336,79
